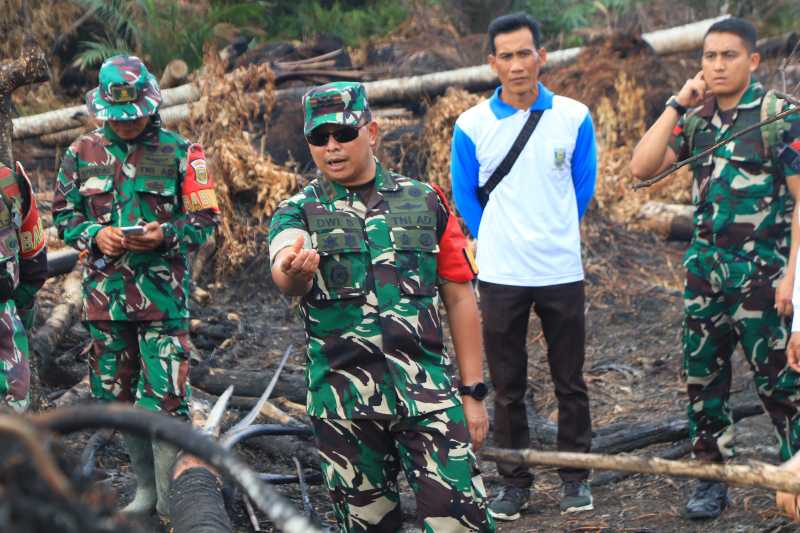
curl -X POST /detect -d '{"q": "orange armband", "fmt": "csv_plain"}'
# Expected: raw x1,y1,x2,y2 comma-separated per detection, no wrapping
15,163,45,258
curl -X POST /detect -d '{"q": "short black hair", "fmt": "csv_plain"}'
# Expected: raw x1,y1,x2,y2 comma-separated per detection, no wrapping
705,17,757,52
487,12,542,54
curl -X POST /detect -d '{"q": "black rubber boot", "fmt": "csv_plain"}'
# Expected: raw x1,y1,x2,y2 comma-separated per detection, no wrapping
685,480,728,519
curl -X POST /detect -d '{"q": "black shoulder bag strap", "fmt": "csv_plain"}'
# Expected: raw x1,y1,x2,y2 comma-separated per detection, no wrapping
477,109,544,208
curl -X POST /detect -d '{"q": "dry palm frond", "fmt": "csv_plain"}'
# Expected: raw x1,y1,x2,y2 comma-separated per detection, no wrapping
422,87,484,205
180,51,300,278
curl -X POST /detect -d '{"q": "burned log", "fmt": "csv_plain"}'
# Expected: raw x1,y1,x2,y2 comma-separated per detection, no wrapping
190,363,307,404
637,201,694,241
32,269,84,387
35,405,320,533
0,46,49,167
191,387,304,426
757,32,799,59
529,402,764,454
53,374,90,408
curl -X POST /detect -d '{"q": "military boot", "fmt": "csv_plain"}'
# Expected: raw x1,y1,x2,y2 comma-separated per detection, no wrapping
121,433,157,514
152,439,179,517
685,480,729,519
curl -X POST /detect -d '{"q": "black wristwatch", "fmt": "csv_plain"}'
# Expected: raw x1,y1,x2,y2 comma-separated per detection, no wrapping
666,95,687,116
459,382,489,401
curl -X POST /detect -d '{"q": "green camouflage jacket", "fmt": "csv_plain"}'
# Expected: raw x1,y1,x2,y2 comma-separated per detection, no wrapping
53,122,219,321
670,80,800,275
269,164,461,419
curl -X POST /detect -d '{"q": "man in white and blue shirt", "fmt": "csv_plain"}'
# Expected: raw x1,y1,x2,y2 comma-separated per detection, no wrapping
451,12,597,521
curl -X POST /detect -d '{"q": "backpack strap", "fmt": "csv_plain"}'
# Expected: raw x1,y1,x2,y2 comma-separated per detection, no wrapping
760,90,791,179
684,113,708,155
761,90,781,157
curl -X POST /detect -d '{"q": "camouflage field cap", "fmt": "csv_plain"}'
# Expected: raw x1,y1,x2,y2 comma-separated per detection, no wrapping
86,55,162,121
302,81,372,135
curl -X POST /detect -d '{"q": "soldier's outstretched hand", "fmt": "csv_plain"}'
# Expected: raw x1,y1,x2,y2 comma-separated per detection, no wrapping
787,332,800,374
279,235,319,281
124,221,165,251
96,226,125,257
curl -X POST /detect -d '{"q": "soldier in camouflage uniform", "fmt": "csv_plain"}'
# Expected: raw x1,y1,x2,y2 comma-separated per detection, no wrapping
630,18,800,519
0,161,47,412
52,55,220,517
269,82,495,532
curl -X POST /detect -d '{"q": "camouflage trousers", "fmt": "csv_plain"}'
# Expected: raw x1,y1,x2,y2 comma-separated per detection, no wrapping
88,319,191,416
311,404,495,533
682,255,800,462
0,303,31,412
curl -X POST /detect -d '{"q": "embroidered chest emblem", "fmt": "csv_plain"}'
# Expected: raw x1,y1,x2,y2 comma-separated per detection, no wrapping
553,148,567,170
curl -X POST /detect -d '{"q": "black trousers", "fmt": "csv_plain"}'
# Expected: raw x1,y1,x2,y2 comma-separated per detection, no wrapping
479,280,591,486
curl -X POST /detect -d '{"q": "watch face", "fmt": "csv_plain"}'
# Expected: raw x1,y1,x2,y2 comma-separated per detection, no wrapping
472,382,489,401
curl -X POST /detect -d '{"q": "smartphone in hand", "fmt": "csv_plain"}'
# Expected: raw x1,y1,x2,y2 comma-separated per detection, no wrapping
119,225,145,236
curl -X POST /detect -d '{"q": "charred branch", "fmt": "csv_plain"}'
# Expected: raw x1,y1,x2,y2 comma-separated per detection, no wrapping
33,404,320,533
0,46,49,168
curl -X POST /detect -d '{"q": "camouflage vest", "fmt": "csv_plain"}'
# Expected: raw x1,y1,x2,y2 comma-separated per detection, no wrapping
0,168,22,300
78,140,179,227
295,165,459,419
69,127,192,322
683,83,792,270
304,174,439,300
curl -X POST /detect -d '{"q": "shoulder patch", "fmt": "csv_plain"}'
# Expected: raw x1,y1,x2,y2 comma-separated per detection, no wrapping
182,143,219,213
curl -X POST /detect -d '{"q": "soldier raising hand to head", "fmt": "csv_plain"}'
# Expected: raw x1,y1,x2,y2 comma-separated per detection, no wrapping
631,18,800,521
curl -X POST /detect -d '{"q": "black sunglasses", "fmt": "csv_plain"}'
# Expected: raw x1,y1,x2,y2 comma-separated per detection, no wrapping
306,126,361,146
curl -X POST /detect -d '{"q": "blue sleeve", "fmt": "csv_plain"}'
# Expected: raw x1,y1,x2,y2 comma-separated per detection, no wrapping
450,124,482,238
571,113,597,220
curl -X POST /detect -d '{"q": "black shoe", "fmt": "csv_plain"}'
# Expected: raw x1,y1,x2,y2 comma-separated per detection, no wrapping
685,480,728,519
488,485,529,521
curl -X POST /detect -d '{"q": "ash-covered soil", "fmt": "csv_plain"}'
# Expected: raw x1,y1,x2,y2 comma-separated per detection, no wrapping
35,211,800,532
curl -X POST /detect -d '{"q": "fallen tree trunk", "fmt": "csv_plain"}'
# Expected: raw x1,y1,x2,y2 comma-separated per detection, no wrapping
160,59,190,89
530,402,764,454
189,364,307,404
191,387,304,426
243,433,320,471
13,16,729,141
481,446,800,493
53,374,90,408
637,201,694,241
32,269,84,386
757,31,799,59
